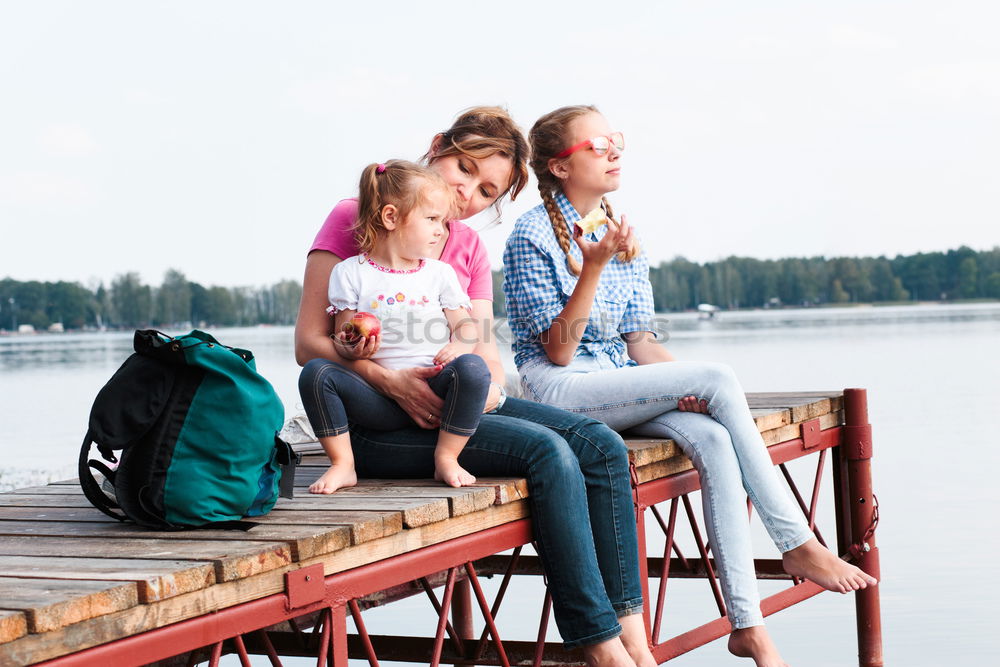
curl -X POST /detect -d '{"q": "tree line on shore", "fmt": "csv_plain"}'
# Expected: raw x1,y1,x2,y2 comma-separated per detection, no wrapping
0,269,302,331
492,245,1000,315
2,246,998,332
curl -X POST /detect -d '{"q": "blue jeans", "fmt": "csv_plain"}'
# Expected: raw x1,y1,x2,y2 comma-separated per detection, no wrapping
339,395,643,648
299,355,490,437
520,354,814,629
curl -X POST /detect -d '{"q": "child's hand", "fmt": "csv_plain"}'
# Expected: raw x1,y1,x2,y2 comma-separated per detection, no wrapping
331,330,380,360
434,341,475,366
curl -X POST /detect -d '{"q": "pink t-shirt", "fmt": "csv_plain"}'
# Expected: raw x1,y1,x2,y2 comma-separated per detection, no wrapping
310,198,493,301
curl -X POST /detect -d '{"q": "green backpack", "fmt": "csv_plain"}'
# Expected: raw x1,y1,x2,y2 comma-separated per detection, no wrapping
79,329,297,529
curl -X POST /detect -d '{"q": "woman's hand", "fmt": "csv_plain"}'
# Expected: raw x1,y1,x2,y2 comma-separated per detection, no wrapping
677,395,710,414
331,331,381,360
573,214,633,269
380,366,445,429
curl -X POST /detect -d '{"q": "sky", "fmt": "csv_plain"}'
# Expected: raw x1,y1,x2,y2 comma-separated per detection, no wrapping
1,1,998,288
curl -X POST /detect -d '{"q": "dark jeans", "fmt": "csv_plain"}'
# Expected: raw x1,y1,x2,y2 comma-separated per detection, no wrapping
298,354,490,437
342,395,643,649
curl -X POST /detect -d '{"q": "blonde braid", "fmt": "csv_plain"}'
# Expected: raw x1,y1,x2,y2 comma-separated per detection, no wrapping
540,186,582,276
602,196,640,264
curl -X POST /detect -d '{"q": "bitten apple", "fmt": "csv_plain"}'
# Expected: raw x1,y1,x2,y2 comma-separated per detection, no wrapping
342,312,381,342
574,207,608,236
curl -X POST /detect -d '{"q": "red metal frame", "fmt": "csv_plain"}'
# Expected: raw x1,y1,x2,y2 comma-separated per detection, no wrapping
36,390,883,667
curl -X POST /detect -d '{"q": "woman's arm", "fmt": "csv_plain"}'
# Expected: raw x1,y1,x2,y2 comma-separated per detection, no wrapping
541,263,604,366
294,250,443,427
623,331,675,364
294,250,344,365
470,299,505,412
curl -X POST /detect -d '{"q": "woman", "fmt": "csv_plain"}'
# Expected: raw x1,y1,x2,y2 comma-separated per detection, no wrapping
502,105,878,667
294,107,655,666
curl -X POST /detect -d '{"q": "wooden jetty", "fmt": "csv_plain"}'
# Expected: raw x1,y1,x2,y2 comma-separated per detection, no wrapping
0,389,883,666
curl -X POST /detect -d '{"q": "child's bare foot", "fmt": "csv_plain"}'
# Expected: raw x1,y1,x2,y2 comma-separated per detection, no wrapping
782,537,878,593
434,456,476,488
309,464,357,494
728,626,788,667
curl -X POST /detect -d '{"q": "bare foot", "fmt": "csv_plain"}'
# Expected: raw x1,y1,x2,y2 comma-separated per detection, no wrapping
728,626,788,667
581,636,636,667
782,538,878,593
619,613,656,667
433,455,476,488
309,464,357,494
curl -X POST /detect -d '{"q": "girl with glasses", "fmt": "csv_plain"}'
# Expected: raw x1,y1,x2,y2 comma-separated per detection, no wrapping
295,107,655,665
503,105,877,667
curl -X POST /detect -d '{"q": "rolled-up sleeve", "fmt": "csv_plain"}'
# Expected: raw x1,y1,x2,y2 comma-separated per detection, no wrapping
618,249,655,334
502,231,567,341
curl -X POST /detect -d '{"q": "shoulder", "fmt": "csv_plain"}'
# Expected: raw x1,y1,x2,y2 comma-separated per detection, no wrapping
441,219,489,270
311,198,359,254
508,203,558,253
444,220,485,252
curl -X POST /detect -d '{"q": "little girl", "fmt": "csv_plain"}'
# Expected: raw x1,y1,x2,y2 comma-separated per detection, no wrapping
503,105,877,667
300,160,490,493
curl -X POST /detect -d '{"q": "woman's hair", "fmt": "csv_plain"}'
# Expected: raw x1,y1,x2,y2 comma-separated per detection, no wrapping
424,106,530,215
528,105,639,276
354,160,453,255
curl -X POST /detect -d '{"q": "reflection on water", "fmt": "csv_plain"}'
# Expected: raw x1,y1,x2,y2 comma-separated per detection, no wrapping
1,303,998,665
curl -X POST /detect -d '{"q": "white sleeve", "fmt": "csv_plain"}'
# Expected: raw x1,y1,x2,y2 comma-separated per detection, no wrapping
327,258,361,313
437,263,472,311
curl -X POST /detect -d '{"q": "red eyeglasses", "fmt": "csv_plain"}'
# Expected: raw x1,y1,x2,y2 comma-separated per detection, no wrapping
555,132,625,158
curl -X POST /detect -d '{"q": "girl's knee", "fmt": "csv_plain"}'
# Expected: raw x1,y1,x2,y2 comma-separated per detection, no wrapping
450,353,489,379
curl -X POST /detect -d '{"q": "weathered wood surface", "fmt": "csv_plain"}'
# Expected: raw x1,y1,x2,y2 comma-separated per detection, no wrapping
0,391,841,665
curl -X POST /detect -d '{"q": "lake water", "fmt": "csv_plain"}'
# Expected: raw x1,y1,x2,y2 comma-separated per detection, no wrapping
2,302,998,665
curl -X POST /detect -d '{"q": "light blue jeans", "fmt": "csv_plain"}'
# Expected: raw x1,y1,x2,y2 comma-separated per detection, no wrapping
519,354,815,629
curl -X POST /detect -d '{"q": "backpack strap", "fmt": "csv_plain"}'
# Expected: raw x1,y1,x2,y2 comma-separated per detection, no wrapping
78,431,128,522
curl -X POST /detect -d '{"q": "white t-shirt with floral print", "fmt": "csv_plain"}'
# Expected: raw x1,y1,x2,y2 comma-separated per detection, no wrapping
327,255,472,370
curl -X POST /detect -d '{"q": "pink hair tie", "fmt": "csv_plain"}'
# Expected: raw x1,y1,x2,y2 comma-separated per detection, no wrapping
376,163,386,174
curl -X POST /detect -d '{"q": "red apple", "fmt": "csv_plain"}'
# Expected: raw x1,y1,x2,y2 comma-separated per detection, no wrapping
342,312,381,342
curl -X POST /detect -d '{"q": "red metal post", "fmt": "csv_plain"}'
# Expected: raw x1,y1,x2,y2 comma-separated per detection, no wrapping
452,579,475,654
843,388,884,667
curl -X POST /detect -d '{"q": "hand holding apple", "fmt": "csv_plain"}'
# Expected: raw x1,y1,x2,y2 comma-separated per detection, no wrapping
342,312,382,343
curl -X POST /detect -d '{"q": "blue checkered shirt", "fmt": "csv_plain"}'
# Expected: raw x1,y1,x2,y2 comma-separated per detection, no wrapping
502,191,656,370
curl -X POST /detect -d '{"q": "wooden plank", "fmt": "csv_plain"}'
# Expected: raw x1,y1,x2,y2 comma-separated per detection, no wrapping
0,537,291,582
0,610,27,644
634,455,694,484
0,521,349,561
345,478,529,506
751,407,792,431
0,507,121,522
624,438,680,467
0,576,138,633
310,500,531,576
0,494,93,508
0,556,213,603
273,496,449,528
252,509,402,545
746,393,843,421
308,485,497,517
761,411,842,446
0,501,532,665
0,486,84,496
